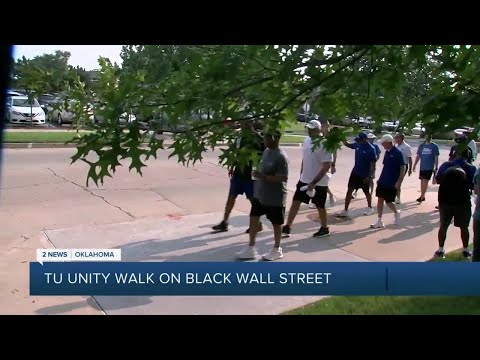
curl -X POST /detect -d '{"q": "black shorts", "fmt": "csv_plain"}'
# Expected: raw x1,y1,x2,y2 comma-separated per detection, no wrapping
292,181,328,209
375,185,397,203
439,204,472,228
419,170,433,180
250,198,285,225
348,172,370,193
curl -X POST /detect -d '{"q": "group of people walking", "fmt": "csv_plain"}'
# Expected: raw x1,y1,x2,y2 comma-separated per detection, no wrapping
211,119,480,263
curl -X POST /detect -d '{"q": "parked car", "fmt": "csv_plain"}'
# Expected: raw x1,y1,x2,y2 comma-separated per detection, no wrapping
50,100,94,125
411,123,425,136
352,117,373,129
5,96,46,125
382,120,398,132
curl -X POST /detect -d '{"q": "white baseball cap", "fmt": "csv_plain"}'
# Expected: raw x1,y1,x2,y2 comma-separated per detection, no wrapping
367,133,376,139
305,120,321,129
378,134,394,144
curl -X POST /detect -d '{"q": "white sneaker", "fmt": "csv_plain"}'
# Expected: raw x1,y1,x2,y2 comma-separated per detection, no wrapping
236,246,258,260
336,209,350,218
329,194,336,206
309,202,316,209
370,218,385,229
364,207,375,216
394,211,401,225
262,247,284,261
395,197,401,204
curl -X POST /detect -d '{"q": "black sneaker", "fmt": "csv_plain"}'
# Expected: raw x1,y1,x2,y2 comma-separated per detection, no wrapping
462,250,472,258
212,221,228,232
313,227,330,238
434,250,445,259
282,225,291,237
416,197,425,202
246,222,263,234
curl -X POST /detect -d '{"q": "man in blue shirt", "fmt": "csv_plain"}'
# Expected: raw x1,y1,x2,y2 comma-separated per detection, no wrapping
434,149,476,259
473,165,480,262
412,135,440,202
352,133,381,197
370,134,406,229
337,132,377,217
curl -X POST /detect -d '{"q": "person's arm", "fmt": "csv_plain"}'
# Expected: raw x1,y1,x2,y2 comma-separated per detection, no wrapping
395,152,406,188
448,146,455,161
376,146,381,161
407,146,413,175
343,141,356,149
308,161,332,191
413,146,421,171
331,151,337,172
474,169,480,195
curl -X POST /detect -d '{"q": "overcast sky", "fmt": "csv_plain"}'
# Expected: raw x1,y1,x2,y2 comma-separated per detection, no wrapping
13,45,124,70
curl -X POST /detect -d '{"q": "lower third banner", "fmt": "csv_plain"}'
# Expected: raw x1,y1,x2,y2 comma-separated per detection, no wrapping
29,262,480,296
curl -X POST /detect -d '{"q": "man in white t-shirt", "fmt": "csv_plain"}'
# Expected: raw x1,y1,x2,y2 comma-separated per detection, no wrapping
282,120,333,238
394,133,412,204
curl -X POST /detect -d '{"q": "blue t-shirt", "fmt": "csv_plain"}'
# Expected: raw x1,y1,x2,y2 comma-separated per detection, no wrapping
417,142,440,171
347,142,377,178
378,146,405,188
474,167,480,220
436,159,476,190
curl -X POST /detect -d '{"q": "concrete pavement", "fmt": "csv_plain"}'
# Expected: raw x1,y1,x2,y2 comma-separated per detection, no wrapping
0,144,471,314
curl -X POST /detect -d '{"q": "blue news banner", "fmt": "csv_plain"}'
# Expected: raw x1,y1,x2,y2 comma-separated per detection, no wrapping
30,262,480,296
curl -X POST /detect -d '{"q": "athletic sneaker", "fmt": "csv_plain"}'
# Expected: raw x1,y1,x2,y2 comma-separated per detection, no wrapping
262,247,284,261
336,209,350,218
394,211,401,225
434,250,445,259
309,202,316,209
212,221,228,232
462,250,472,258
329,194,336,206
236,246,258,260
416,197,425,203
281,225,291,238
245,222,263,234
313,227,330,238
364,207,375,216
370,219,385,229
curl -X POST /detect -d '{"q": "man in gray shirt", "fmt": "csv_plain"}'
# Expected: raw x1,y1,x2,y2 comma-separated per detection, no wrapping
237,130,289,261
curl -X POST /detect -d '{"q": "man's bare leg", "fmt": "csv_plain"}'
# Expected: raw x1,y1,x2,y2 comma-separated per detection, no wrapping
286,200,301,227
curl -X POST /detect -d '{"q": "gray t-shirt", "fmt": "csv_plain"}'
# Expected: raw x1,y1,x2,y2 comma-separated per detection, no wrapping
254,147,289,207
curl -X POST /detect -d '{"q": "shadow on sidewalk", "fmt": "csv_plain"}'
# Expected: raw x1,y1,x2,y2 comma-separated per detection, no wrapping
377,210,439,244
35,297,101,315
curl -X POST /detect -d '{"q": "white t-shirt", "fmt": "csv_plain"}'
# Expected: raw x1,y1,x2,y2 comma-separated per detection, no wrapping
300,136,333,186
396,142,412,165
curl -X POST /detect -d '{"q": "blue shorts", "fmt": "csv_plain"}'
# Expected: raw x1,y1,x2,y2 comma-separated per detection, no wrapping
229,175,254,199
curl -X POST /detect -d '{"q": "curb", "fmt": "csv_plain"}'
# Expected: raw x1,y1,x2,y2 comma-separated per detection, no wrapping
3,143,79,149
3,142,304,149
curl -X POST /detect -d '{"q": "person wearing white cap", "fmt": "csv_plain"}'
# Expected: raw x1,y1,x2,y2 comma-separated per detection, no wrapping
370,134,406,228
282,119,334,238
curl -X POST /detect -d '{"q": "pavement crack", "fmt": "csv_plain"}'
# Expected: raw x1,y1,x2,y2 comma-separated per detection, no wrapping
47,167,135,219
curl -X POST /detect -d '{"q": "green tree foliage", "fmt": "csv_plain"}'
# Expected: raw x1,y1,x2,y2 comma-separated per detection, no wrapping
35,45,480,185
